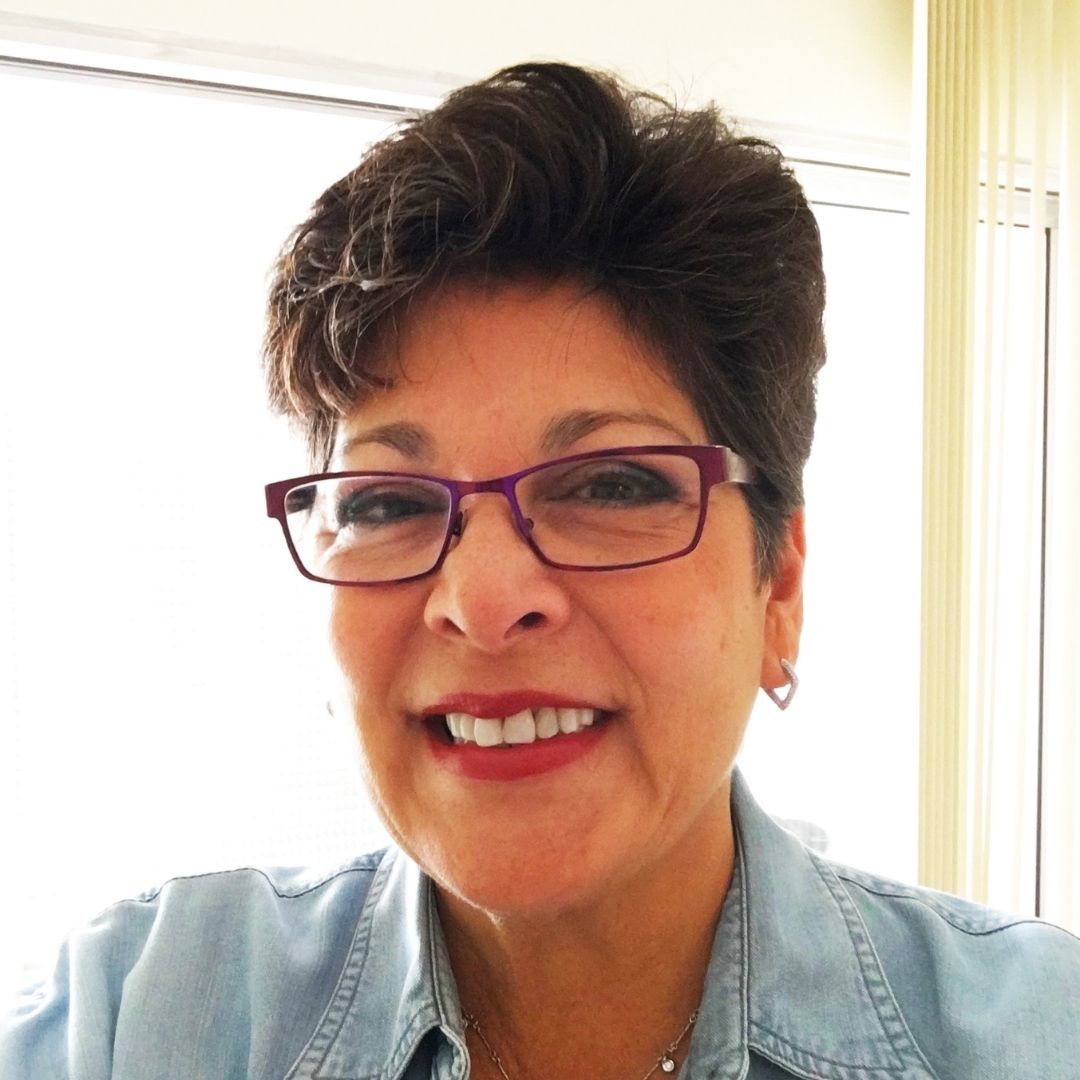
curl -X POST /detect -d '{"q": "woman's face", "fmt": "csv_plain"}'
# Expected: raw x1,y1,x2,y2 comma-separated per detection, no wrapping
327,279,803,917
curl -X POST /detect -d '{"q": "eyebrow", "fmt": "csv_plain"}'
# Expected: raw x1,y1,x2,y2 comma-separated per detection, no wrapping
540,410,696,454
339,422,434,463
338,409,695,465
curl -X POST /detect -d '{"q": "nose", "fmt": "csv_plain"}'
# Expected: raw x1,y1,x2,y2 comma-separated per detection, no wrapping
422,493,572,653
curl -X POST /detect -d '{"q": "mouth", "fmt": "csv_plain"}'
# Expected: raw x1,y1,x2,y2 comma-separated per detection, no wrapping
424,706,612,747
419,701,615,781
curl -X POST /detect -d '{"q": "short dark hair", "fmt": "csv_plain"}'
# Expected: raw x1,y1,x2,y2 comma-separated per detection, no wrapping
263,62,825,579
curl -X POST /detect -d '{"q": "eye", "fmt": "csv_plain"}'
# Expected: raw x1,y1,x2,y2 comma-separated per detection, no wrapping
580,469,672,503
336,482,447,528
549,461,679,506
284,484,316,514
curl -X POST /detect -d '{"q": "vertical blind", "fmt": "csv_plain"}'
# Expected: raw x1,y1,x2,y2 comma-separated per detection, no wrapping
915,0,1079,929
1042,0,1080,933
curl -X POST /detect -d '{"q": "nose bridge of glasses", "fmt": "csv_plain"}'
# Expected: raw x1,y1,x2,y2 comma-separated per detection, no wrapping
452,476,533,539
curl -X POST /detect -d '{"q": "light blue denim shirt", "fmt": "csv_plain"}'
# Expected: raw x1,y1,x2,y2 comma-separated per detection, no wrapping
4,771,1079,1079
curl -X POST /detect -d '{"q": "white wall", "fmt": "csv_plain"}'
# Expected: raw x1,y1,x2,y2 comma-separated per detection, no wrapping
1,0,913,140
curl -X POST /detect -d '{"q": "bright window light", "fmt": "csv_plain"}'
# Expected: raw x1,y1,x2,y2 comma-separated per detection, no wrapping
1,65,924,994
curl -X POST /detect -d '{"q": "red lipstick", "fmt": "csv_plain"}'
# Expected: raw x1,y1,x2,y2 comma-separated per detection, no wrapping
420,691,614,782
423,690,606,719
426,719,608,781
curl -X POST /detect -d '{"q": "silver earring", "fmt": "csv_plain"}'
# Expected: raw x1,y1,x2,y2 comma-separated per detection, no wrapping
764,659,798,711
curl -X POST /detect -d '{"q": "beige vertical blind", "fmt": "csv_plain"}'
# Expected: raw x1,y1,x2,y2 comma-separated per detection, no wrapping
1042,0,1080,932
915,0,1079,928
915,0,981,899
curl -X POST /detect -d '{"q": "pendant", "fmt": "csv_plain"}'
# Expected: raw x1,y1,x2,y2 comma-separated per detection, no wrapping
661,1056,676,1073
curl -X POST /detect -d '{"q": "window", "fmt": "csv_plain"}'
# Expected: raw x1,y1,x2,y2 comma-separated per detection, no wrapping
0,63,400,993
5,49,1035,994
739,196,921,885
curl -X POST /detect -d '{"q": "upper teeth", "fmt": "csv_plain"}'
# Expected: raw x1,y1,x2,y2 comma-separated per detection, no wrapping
446,707,598,746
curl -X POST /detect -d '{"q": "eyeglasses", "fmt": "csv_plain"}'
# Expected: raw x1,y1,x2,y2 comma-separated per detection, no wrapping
265,444,756,586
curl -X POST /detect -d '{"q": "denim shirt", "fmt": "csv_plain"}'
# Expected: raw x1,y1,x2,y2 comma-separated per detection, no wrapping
4,771,1079,1079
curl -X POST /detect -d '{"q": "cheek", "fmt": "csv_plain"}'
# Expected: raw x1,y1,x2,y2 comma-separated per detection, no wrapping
630,606,721,693
636,565,758,659
619,569,766,733
326,595,418,813
327,590,413,714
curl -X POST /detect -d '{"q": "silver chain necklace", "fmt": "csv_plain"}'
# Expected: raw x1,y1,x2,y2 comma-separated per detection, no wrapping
462,1008,699,1080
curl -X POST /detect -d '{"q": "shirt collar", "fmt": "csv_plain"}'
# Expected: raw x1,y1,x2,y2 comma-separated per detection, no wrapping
287,848,466,1080
731,769,936,1079
297,769,935,1080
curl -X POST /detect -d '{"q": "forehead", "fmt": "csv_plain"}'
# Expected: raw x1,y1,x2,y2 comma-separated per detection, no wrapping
334,279,707,460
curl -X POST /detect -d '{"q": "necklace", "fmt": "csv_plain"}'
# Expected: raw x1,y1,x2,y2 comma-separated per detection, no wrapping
462,1008,699,1080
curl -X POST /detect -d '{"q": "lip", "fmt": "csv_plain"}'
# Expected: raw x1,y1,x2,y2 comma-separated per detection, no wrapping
421,690,608,719
425,715,611,781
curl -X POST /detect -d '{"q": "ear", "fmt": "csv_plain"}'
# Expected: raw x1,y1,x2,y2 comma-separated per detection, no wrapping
760,509,806,691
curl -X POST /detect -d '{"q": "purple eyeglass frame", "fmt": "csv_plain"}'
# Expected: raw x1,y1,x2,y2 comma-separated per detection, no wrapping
264,444,756,586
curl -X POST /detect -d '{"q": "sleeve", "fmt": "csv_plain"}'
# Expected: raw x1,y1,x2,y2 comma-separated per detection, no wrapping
2,861,379,1080
847,874,1080,1079
1,902,154,1080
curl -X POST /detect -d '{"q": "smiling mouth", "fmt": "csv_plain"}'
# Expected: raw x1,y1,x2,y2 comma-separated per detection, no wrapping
427,707,611,748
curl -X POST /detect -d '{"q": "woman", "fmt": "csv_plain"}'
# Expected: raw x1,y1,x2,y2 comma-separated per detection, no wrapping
4,62,1078,1080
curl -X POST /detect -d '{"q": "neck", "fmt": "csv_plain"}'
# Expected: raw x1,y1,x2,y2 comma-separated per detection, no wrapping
437,790,735,1080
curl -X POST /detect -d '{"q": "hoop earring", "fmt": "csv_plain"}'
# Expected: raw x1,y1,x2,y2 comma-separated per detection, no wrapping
764,659,798,711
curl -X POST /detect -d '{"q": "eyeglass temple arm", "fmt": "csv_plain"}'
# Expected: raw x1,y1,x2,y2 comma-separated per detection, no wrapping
723,447,757,485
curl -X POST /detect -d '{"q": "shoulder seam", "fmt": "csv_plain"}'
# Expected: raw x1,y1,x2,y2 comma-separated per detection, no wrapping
120,851,388,906
836,871,1080,942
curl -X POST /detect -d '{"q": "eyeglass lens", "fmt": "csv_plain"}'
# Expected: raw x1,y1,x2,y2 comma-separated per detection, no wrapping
282,451,704,583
